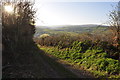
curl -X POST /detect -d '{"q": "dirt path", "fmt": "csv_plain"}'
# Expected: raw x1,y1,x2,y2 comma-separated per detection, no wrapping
2,48,77,78
32,50,77,78
43,51,94,78
2,47,93,78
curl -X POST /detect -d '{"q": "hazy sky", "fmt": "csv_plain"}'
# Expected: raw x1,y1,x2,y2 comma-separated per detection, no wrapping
34,1,118,26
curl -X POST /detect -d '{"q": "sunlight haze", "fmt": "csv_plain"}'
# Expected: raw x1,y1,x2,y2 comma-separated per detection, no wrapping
34,1,117,26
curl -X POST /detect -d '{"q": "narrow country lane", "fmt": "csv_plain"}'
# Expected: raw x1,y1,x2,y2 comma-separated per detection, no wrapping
2,46,93,78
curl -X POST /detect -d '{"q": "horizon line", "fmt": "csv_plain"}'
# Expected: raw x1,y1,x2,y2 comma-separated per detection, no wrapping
35,23,109,27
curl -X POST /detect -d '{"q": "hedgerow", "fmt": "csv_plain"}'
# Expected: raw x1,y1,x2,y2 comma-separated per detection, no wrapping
40,40,120,78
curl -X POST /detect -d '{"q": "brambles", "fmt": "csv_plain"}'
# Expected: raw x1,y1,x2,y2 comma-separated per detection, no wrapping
41,46,120,78
36,34,79,48
39,34,120,78
37,33,119,60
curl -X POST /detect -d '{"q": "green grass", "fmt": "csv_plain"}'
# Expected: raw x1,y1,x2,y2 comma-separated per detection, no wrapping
39,45,120,78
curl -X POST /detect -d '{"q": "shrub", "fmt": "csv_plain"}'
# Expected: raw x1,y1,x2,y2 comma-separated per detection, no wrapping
40,39,120,77
71,40,92,53
106,58,120,74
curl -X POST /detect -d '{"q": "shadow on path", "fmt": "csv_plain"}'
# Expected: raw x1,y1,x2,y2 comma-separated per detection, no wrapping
40,49,94,78
2,44,79,78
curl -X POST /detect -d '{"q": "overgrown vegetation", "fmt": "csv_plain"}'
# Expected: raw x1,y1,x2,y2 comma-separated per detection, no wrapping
35,33,119,60
39,42,120,78
2,0,36,70
36,32,120,78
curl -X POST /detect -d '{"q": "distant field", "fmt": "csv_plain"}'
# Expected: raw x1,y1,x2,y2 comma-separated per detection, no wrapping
34,24,109,37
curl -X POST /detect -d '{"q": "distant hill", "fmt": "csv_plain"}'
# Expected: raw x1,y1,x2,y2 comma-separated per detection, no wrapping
35,24,109,37
52,24,108,32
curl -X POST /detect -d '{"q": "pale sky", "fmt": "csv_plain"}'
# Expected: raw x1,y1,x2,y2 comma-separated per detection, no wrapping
34,0,118,26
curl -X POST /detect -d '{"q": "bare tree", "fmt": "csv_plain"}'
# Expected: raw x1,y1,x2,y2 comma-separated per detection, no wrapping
108,2,120,48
